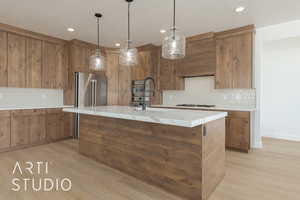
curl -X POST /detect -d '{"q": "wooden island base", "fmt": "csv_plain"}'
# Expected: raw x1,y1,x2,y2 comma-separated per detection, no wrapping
79,114,225,200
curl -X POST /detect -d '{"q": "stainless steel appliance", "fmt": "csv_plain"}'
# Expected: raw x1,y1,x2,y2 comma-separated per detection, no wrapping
132,77,155,108
74,72,107,138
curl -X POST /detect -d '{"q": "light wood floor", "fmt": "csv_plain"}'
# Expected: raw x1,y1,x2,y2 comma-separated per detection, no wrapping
0,138,299,200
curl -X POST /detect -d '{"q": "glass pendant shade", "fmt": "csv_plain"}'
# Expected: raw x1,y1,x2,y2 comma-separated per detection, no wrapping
162,28,186,59
90,49,105,71
119,44,138,66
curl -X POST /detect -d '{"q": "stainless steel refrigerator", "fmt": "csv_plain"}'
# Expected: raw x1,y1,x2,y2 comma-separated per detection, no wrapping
74,72,107,138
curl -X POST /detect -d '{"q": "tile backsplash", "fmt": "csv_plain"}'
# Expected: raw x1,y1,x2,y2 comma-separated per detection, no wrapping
163,76,256,107
0,88,64,107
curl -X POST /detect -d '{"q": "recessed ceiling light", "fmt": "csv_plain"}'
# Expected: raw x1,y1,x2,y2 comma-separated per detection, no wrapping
115,43,121,47
160,29,166,34
67,28,75,32
235,6,245,13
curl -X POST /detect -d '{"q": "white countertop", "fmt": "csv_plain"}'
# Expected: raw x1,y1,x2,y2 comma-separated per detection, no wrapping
152,105,256,112
63,106,227,128
0,105,73,111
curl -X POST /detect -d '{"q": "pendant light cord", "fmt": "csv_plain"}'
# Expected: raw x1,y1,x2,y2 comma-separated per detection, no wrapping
128,1,131,48
173,0,176,29
97,17,100,50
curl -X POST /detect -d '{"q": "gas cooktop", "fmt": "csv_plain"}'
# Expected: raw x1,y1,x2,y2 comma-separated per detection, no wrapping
176,104,216,108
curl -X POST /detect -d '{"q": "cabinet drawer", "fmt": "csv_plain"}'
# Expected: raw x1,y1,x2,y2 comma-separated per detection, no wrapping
227,111,250,119
0,110,11,117
11,109,45,116
46,108,62,114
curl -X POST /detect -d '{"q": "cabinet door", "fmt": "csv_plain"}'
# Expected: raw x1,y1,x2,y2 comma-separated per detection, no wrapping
29,111,46,144
71,44,93,73
215,37,233,89
160,58,184,91
26,38,42,88
106,52,119,105
7,33,26,88
132,51,152,80
55,44,68,89
0,31,8,87
232,33,252,88
63,112,74,138
11,112,30,147
227,117,250,151
42,41,57,88
118,63,132,106
46,109,64,141
0,111,11,149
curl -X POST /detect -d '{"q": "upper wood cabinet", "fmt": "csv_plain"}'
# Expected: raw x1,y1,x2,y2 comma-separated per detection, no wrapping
7,33,26,88
42,41,68,89
0,111,11,149
26,38,42,88
160,57,185,91
177,32,216,77
0,31,8,87
106,51,120,105
215,25,254,89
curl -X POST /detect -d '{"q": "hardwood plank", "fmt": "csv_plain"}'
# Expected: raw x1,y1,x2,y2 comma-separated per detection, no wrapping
0,138,299,200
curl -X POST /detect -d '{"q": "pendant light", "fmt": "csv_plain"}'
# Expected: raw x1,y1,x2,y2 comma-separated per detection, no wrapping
162,0,186,59
90,13,106,71
119,0,138,66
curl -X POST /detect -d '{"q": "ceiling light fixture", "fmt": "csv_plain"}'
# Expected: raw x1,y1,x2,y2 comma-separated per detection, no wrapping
160,29,166,34
67,28,75,32
89,13,106,71
235,6,245,13
115,43,121,47
119,0,138,66
162,0,186,60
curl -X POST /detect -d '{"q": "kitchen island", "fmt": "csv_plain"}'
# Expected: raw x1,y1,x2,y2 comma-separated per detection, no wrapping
63,106,227,200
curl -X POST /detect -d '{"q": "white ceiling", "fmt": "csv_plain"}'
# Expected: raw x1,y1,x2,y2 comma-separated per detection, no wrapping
1,0,300,47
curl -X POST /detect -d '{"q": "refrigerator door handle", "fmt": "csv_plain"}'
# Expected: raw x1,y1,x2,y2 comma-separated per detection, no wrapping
94,80,97,107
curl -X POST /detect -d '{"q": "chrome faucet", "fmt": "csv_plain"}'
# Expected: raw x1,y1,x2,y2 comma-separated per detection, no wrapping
142,77,155,111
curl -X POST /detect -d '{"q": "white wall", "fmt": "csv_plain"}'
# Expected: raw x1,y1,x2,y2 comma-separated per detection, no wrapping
163,76,256,107
256,20,300,142
0,88,64,107
261,37,300,141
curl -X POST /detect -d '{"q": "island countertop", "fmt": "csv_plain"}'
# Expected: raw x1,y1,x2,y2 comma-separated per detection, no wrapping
63,106,227,128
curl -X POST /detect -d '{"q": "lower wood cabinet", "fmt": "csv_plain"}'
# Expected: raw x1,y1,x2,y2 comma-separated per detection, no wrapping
0,111,11,149
46,109,64,142
225,111,250,152
11,109,46,147
0,108,73,152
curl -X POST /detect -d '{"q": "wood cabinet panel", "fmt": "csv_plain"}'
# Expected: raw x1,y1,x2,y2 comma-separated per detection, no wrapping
232,33,252,88
11,109,46,147
42,41,57,88
7,33,26,87
29,112,46,144
42,42,67,89
0,111,11,149
106,52,119,105
0,31,8,86
215,26,254,89
177,33,216,77
71,43,93,73
132,51,153,80
227,117,250,151
160,58,184,91
11,111,30,147
216,37,234,89
26,38,42,88
118,64,132,106
46,109,64,141
63,112,74,138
